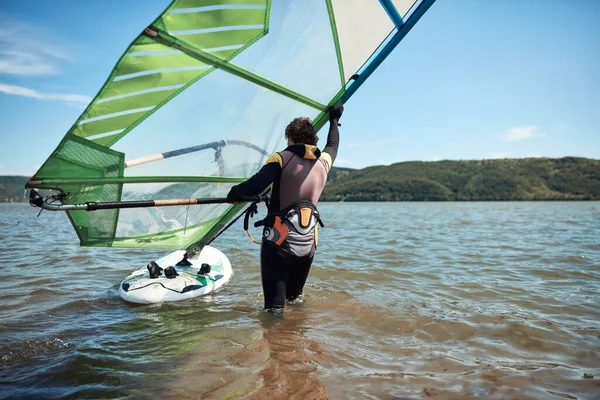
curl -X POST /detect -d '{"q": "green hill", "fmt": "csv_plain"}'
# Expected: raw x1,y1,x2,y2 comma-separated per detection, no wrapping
322,157,600,201
2,157,599,202
0,176,29,202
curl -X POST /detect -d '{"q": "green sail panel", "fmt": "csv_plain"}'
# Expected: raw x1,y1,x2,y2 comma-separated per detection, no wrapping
114,52,209,77
173,28,265,50
102,68,207,98
174,0,265,7
31,135,124,246
162,9,267,32
74,110,150,138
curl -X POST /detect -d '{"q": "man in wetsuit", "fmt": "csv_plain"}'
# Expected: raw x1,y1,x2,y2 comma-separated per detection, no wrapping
227,106,342,312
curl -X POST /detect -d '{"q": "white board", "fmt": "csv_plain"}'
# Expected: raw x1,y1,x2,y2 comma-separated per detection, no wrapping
119,245,233,304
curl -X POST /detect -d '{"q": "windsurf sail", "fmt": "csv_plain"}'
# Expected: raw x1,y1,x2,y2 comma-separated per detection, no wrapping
27,0,435,252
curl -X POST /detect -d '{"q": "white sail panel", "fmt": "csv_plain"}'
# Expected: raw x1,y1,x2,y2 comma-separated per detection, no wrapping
330,0,395,82
393,0,421,18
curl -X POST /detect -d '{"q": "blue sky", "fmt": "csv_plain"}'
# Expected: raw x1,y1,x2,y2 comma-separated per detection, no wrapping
0,0,598,175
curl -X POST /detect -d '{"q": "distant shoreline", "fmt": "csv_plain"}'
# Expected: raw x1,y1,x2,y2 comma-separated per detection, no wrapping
2,157,599,202
322,157,600,201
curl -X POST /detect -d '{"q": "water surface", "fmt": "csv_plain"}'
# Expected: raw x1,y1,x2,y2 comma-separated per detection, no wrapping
1,202,599,399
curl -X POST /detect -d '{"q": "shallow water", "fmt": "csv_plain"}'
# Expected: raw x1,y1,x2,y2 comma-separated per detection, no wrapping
1,202,599,399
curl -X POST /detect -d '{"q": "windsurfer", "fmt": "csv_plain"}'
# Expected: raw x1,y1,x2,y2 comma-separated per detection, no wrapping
227,106,343,311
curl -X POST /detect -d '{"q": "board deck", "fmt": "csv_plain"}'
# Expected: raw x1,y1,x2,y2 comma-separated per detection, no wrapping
118,245,233,304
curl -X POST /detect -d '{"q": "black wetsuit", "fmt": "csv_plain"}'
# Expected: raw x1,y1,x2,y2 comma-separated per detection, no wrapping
228,116,340,310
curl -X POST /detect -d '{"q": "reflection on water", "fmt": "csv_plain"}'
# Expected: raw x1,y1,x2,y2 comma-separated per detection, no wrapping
150,305,327,400
1,202,599,399
254,307,328,399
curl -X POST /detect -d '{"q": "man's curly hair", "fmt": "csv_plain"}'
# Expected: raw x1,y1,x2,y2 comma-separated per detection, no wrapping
285,117,318,145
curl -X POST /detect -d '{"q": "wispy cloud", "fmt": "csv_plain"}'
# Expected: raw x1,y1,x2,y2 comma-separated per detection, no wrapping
0,83,91,106
501,126,545,142
0,50,58,76
0,14,72,76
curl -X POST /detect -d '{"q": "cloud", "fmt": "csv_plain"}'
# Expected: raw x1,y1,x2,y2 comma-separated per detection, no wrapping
0,15,72,76
501,126,545,142
0,82,91,106
0,50,58,76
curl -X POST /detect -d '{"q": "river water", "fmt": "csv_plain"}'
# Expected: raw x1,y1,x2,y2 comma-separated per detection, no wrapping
1,202,599,399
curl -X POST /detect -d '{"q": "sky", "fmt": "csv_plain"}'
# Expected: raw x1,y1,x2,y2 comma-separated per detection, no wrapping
0,0,599,175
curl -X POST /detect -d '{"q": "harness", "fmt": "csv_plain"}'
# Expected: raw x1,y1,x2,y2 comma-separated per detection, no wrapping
251,200,324,257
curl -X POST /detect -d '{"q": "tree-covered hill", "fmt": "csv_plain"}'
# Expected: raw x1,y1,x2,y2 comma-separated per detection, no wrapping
322,157,600,201
0,176,29,202
2,157,599,202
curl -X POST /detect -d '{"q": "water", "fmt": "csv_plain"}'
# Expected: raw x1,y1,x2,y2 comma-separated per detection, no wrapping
1,202,599,399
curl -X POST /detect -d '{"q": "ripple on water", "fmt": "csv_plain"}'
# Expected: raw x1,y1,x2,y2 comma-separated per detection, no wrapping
1,202,600,399
1,338,74,367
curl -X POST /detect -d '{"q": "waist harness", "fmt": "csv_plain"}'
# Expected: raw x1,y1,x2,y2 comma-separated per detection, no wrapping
256,200,324,257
